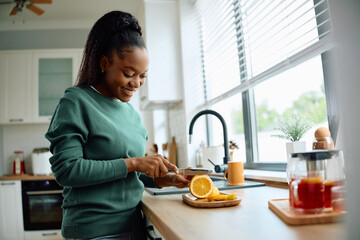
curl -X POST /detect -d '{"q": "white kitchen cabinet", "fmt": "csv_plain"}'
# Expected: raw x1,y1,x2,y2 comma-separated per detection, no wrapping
0,52,33,124
24,230,62,240
32,50,81,123
138,0,183,110
0,49,83,124
0,181,24,240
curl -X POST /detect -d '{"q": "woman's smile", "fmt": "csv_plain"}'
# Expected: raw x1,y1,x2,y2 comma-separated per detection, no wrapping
122,87,138,96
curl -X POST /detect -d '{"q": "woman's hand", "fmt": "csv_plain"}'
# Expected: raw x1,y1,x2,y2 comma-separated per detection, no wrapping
154,173,191,188
125,154,178,178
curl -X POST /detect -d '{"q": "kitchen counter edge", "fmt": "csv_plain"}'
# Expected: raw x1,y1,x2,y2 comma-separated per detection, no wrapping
0,174,55,181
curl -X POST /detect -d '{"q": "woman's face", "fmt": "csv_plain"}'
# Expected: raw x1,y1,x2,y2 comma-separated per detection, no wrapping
98,47,149,102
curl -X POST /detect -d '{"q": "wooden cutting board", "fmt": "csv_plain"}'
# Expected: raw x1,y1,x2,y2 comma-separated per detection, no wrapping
182,193,242,208
268,199,346,225
168,136,177,166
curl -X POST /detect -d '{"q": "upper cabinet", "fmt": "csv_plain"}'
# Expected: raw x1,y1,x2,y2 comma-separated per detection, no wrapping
0,52,33,123
138,0,183,110
32,51,80,123
0,49,83,124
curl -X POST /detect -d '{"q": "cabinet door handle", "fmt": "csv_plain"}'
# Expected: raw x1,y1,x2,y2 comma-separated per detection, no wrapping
42,232,58,236
26,190,63,195
9,118,23,122
1,182,16,186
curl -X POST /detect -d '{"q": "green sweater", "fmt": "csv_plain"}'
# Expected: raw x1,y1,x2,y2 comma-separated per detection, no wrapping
45,86,157,238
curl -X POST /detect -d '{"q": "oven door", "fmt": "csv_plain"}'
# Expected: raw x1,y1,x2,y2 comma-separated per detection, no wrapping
22,189,63,230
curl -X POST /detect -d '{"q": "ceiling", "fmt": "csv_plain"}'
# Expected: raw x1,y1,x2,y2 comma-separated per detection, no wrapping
0,0,142,31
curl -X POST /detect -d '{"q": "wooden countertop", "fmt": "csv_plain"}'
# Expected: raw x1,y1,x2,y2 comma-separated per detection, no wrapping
141,186,345,240
0,174,55,181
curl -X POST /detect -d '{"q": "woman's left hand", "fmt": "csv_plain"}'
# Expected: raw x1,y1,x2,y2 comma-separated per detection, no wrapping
154,173,191,188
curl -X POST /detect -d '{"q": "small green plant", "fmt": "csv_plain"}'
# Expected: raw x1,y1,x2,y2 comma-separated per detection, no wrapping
272,115,312,142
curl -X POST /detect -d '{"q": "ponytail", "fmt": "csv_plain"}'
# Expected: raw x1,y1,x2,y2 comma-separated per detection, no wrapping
76,11,146,87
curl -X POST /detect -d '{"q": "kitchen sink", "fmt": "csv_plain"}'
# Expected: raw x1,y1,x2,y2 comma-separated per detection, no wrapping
145,177,265,195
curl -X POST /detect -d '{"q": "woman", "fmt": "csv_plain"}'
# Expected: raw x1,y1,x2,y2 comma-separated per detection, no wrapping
45,11,190,240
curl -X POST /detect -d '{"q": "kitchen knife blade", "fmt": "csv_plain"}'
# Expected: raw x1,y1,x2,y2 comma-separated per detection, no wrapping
169,168,213,175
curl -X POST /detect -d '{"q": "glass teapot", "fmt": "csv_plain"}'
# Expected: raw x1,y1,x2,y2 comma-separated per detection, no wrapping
287,150,345,213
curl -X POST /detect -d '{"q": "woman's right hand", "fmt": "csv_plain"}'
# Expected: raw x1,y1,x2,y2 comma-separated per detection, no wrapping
125,154,178,178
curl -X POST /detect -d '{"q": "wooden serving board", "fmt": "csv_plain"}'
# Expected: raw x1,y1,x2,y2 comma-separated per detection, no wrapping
182,193,241,208
268,199,346,225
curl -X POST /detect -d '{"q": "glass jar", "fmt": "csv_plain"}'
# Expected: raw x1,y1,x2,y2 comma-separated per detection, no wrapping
195,142,204,168
313,136,335,150
13,150,24,175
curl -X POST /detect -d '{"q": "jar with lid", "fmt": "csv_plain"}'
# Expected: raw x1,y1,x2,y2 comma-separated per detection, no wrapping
312,127,335,150
13,150,24,175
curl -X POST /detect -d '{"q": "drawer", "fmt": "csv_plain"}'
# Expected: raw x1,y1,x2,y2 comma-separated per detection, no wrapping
24,230,62,240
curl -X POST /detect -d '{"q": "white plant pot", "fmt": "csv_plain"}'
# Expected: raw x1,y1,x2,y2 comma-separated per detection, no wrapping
286,141,307,162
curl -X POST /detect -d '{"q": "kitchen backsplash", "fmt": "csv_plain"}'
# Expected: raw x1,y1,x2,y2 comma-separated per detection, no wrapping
168,105,189,168
1,123,50,175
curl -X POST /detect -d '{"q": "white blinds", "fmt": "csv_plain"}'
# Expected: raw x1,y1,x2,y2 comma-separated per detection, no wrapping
195,0,334,106
196,0,240,100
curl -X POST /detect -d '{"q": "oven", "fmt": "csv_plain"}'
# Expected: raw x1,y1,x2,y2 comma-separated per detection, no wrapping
21,180,63,231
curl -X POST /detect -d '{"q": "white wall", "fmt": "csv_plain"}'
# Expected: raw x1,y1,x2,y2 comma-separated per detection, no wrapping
0,29,89,50
2,123,50,175
177,0,208,168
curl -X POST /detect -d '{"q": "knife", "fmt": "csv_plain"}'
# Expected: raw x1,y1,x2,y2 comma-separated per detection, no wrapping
169,168,213,175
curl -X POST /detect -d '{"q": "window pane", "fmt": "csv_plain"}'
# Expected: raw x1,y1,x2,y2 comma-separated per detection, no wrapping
242,0,323,77
210,93,246,163
197,0,241,99
254,56,328,162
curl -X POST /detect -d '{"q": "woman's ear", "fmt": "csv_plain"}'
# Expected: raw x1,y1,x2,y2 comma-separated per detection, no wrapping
99,55,109,72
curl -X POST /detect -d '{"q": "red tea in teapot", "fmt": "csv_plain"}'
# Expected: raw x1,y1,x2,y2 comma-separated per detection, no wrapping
289,177,325,212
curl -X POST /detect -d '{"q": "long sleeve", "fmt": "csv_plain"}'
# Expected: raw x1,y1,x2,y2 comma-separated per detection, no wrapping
46,96,128,188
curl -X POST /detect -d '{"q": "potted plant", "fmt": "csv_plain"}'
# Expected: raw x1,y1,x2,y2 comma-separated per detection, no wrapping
272,115,312,161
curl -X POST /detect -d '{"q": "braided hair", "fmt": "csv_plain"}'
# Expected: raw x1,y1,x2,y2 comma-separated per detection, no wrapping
76,11,146,87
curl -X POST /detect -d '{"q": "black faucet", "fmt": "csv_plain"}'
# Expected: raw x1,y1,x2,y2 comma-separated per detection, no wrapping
189,110,231,171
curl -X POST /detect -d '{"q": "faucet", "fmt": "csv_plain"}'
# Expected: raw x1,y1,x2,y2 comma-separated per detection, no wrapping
189,110,231,168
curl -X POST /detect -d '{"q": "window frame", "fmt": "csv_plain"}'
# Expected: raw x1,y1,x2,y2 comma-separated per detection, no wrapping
198,0,334,172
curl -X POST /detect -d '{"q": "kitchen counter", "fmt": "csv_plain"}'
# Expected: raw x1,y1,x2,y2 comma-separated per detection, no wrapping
141,186,345,240
0,174,55,181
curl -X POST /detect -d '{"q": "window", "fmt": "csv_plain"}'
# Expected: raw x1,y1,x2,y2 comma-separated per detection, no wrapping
254,56,328,163
193,0,333,171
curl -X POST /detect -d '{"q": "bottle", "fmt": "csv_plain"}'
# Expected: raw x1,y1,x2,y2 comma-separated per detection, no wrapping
13,151,24,175
195,141,205,168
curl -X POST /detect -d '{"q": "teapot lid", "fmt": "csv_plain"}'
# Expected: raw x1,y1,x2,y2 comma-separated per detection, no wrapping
291,150,340,160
